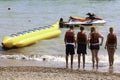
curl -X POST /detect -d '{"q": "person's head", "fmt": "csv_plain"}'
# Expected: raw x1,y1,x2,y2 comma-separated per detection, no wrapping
86,13,92,16
80,26,84,31
69,25,74,30
69,16,73,19
90,27,96,33
59,18,63,22
109,27,114,33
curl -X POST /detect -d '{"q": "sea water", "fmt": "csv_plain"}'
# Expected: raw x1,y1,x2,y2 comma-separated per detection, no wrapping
0,0,120,73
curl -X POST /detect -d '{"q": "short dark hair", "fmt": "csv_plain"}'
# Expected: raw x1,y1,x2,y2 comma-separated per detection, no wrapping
59,18,63,22
80,26,84,31
86,13,91,15
91,27,95,32
69,25,74,29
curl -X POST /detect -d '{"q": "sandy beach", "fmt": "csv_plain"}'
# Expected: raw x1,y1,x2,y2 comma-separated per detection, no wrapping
0,66,120,80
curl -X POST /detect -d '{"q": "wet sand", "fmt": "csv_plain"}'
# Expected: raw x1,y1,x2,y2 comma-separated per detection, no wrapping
0,66,120,80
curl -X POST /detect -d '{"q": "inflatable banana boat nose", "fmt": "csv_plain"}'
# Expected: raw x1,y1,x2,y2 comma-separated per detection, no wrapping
2,22,61,48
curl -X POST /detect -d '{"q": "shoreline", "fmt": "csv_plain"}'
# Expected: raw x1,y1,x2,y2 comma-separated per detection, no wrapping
0,59,120,80
0,66,120,80
0,58,120,72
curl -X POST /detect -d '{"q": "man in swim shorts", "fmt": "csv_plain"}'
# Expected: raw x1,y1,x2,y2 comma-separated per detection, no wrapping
64,25,76,68
77,26,87,69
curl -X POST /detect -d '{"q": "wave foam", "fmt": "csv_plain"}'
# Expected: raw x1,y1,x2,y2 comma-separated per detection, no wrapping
0,54,120,63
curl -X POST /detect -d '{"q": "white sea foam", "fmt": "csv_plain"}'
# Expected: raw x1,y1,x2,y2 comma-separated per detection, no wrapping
0,54,120,64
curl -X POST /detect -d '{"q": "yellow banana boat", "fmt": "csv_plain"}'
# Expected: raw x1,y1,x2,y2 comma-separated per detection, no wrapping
2,22,61,48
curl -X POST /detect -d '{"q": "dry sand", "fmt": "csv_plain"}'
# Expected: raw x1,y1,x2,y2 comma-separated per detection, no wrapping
0,66,120,80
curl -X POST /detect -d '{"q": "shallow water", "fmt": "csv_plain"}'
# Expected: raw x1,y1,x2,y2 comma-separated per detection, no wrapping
0,0,120,73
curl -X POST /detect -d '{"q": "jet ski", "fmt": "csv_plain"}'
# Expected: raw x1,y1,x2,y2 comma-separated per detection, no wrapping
65,16,106,26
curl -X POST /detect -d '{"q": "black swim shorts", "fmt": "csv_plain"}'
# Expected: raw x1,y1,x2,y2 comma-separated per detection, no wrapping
66,44,75,55
77,44,87,54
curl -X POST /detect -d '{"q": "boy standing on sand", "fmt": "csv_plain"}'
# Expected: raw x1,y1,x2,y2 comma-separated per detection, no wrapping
105,27,117,67
64,25,76,68
77,26,87,69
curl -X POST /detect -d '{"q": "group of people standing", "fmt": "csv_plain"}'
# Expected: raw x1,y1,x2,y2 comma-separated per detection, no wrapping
64,25,117,69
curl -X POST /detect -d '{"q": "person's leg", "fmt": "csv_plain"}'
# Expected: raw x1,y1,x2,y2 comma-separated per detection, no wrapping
110,49,115,66
91,50,95,68
78,54,81,69
94,50,99,68
83,54,85,69
109,51,113,66
71,54,74,68
107,48,111,66
66,55,69,68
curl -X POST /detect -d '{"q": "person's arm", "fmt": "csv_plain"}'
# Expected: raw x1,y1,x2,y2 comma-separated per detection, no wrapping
115,34,117,49
85,33,87,44
99,33,104,46
74,32,76,48
100,36,104,46
105,35,108,49
87,33,91,49
64,33,67,44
